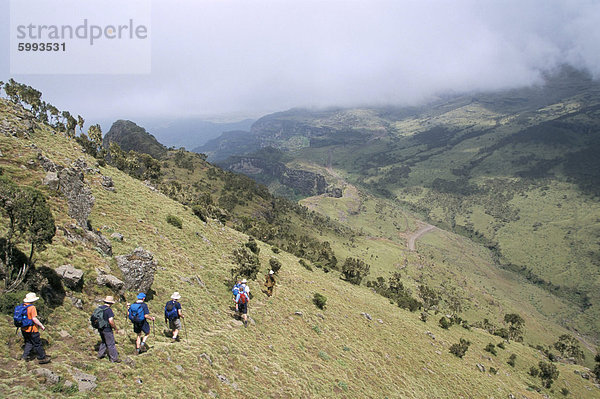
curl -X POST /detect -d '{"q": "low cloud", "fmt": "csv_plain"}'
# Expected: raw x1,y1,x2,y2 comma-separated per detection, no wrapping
2,0,599,121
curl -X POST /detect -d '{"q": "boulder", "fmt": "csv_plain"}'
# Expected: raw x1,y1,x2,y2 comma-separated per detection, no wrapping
95,268,125,291
110,232,124,241
55,264,84,289
42,171,60,191
101,176,115,191
70,368,97,392
34,368,60,385
37,153,60,172
58,167,95,228
84,230,112,256
476,364,486,373
115,247,157,293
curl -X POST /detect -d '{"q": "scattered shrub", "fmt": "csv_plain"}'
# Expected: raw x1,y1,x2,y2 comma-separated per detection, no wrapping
461,320,471,330
420,312,428,322
439,316,452,329
230,246,260,280
313,293,327,310
166,214,182,229
244,237,260,254
529,366,539,377
497,342,506,349
271,246,280,254
507,354,517,367
341,257,370,285
192,205,207,222
449,338,470,358
561,388,569,396
538,361,559,388
485,343,498,356
489,367,498,375
269,258,282,274
318,350,330,360
554,334,585,363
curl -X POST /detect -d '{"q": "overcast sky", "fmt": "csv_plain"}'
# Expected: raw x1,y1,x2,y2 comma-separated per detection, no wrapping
1,0,600,123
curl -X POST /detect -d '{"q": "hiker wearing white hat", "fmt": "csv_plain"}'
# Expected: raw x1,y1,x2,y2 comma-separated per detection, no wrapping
92,296,121,363
16,292,51,364
164,292,184,343
235,283,250,327
264,270,276,297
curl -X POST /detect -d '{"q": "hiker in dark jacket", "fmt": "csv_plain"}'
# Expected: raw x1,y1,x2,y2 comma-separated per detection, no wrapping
127,293,155,354
18,292,51,364
164,292,184,343
96,295,120,362
264,270,276,297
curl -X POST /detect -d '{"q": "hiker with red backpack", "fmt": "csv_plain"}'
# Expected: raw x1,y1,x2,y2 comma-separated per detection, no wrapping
127,293,155,354
164,292,184,343
14,292,51,364
236,279,250,327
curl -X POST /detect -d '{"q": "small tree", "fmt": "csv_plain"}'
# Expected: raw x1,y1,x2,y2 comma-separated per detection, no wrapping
538,361,559,388
341,257,370,285
0,179,55,292
449,338,470,358
77,115,85,133
231,246,260,280
484,343,497,356
244,237,260,255
418,285,440,311
504,313,524,341
269,258,282,274
553,334,584,363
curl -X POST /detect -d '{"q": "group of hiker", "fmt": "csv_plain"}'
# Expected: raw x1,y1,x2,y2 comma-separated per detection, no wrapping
14,269,276,364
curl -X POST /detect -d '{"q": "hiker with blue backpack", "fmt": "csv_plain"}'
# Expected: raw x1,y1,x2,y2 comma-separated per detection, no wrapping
90,295,121,363
14,292,51,364
127,293,155,354
164,292,184,343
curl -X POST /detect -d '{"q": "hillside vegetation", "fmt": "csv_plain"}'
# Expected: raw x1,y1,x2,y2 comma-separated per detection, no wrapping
0,88,599,397
209,67,600,341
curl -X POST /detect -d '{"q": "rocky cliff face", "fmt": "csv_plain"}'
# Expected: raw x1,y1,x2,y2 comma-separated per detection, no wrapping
228,156,327,196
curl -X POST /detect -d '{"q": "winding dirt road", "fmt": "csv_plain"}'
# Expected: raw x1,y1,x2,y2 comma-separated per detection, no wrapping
407,225,436,251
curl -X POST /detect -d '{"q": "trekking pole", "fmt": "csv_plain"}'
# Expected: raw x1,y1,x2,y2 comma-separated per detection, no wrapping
152,319,156,338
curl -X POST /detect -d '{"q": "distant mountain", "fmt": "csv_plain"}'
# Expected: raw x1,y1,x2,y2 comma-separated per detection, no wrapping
193,130,259,161
103,119,167,159
136,117,255,151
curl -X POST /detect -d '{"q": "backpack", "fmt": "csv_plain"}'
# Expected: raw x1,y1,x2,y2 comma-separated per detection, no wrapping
164,301,179,320
232,286,239,296
13,304,33,328
90,306,110,330
128,303,145,323
238,292,248,304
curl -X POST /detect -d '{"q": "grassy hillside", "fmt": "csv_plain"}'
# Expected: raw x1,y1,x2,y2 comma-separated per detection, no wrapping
214,68,600,341
1,98,599,397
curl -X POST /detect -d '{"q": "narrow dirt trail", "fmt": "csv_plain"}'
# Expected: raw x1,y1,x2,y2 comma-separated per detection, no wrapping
407,225,436,251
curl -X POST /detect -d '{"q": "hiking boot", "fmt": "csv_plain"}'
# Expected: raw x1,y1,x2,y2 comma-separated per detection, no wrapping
244,320,248,328
38,356,51,364
171,337,177,343
135,348,140,355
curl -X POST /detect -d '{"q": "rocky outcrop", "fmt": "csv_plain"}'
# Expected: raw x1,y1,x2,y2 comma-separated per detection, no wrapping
227,156,327,196
83,230,112,256
55,264,84,289
95,268,124,291
101,176,115,192
38,153,61,172
58,167,95,228
115,247,157,293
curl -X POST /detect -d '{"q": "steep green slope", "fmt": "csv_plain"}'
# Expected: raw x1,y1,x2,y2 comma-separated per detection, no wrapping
1,99,599,398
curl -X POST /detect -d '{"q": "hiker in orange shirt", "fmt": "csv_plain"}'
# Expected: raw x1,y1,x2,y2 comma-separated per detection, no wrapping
15,292,51,364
